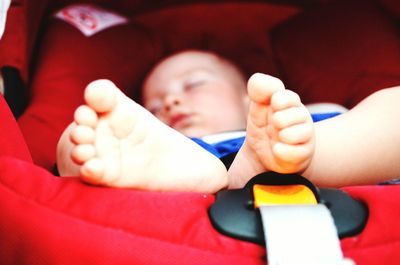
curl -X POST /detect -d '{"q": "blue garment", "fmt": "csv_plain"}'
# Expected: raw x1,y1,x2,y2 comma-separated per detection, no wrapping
191,137,244,158
191,112,342,159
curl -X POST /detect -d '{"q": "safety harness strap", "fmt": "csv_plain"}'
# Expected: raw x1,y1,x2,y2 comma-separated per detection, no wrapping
259,204,354,265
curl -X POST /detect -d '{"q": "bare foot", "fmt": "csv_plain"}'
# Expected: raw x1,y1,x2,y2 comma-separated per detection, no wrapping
228,73,315,188
56,79,228,193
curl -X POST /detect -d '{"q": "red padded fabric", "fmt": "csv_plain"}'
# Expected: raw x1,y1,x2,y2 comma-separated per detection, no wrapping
0,156,399,265
0,95,32,162
134,3,300,79
0,0,50,81
379,0,400,17
270,0,400,108
341,185,400,264
0,157,263,265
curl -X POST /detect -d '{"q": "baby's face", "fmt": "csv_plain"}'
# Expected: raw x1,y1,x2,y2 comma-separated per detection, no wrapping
143,51,248,138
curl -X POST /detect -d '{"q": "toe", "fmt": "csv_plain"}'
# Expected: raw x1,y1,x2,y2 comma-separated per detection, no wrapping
70,125,95,144
271,90,301,111
273,142,313,165
272,106,310,129
278,123,313,144
81,158,105,184
247,74,285,129
74,105,98,127
84,79,118,113
247,73,285,104
71,144,96,164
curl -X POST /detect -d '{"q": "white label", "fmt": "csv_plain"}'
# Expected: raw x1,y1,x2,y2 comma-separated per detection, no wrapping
54,4,129,37
0,0,11,39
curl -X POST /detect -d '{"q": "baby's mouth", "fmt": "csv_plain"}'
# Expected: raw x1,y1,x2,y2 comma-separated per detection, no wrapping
169,114,191,129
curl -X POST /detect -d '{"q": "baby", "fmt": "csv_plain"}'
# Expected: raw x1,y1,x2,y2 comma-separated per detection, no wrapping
56,50,400,192
56,50,314,192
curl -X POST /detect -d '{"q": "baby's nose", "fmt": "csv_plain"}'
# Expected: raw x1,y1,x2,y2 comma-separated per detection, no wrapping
164,94,182,111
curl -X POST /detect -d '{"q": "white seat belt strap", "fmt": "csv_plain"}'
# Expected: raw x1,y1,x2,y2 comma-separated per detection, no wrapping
259,204,354,265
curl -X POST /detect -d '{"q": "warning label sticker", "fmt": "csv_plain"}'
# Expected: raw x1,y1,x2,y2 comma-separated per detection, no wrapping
54,4,129,37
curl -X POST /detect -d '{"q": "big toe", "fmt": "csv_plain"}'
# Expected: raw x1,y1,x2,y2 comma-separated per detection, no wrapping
247,73,285,104
84,79,118,113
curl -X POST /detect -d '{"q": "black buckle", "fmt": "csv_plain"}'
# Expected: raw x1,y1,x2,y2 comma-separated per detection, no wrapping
208,172,368,245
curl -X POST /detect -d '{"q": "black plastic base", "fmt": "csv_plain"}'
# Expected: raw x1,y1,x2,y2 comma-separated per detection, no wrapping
208,172,368,245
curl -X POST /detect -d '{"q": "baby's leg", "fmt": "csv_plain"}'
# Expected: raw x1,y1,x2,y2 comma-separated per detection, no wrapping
228,73,315,188
56,79,228,193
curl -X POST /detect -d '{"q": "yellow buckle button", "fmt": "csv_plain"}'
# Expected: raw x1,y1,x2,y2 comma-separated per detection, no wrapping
253,184,318,208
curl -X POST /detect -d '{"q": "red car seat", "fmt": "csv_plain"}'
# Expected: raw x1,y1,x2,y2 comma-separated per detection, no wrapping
1,0,400,264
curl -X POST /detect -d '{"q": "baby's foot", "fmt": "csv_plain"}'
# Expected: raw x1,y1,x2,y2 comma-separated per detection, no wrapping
57,79,228,193
228,73,315,188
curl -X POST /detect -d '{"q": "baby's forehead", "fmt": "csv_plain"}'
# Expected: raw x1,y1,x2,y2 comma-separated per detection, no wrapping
164,50,220,63
152,51,226,76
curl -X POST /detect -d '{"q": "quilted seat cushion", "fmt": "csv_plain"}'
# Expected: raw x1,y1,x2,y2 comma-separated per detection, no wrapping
0,156,400,264
270,0,400,107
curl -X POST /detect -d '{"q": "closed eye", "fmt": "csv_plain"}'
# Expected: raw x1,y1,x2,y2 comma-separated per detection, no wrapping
184,80,206,92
